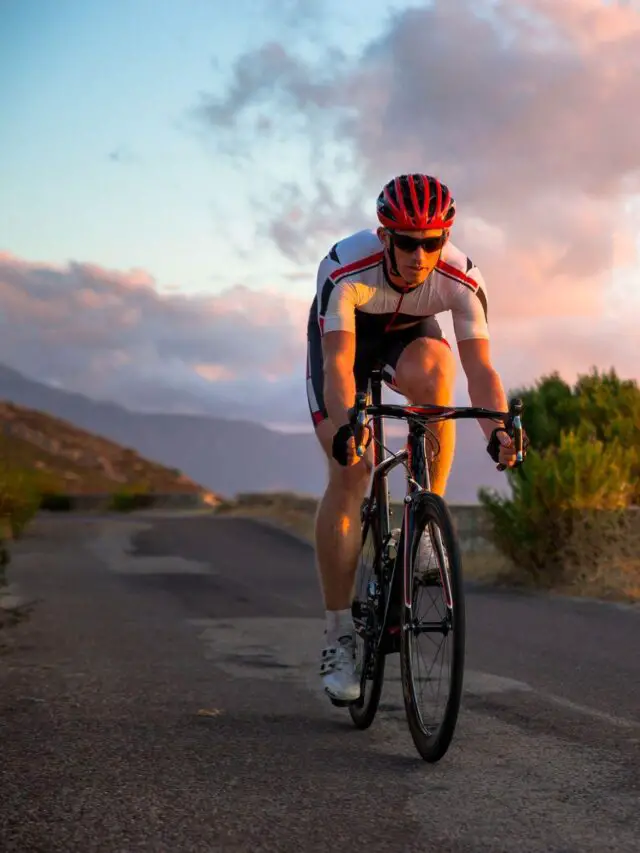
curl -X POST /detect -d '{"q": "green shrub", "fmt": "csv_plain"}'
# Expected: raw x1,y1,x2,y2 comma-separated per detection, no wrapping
109,490,155,512
1,535,10,584
0,469,42,539
480,432,634,587
510,368,640,502
478,368,640,590
39,492,74,512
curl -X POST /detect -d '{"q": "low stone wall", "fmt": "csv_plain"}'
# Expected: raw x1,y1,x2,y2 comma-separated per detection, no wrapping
447,504,494,553
447,503,640,554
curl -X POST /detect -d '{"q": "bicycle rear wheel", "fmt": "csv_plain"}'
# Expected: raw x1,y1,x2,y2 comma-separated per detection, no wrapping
400,492,465,762
349,495,386,729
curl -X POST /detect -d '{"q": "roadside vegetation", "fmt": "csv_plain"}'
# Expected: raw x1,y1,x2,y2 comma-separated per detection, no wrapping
2,368,638,608
218,369,640,603
479,368,640,600
0,401,209,607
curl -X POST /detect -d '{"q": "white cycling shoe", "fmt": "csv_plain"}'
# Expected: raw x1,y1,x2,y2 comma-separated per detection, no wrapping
416,532,440,583
319,633,361,705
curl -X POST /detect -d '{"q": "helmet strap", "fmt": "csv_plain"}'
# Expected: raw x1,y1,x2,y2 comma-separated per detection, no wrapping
388,237,401,277
384,236,413,292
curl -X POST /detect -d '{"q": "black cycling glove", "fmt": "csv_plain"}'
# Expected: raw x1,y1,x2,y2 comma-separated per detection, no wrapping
486,427,509,463
486,426,530,464
332,423,372,466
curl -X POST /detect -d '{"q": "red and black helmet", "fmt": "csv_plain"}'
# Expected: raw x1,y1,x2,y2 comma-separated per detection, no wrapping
376,174,456,231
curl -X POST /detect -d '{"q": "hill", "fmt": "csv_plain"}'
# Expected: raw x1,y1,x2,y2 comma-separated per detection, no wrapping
0,363,509,502
0,400,208,497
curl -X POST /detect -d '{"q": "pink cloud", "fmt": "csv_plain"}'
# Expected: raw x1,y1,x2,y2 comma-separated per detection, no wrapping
194,363,237,382
0,245,637,428
488,314,639,394
530,0,640,48
199,0,640,330
3,0,640,424
0,252,309,418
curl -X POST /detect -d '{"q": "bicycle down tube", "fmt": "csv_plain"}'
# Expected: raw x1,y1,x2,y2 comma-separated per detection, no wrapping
352,378,524,621
348,377,524,762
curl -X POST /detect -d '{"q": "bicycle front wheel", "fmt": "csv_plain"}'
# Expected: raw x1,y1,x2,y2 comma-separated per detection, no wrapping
349,497,386,729
400,492,466,762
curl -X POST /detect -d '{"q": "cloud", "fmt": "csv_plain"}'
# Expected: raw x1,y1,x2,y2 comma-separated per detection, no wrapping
3,1,640,427
199,0,640,321
1,244,637,436
262,179,369,264
0,252,310,419
486,314,639,395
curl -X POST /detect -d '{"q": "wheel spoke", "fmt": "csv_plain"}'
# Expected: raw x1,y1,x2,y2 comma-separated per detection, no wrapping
400,493,466,762
348,494,387,730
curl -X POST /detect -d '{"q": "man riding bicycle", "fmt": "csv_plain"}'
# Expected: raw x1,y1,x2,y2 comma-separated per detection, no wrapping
306,173,522,705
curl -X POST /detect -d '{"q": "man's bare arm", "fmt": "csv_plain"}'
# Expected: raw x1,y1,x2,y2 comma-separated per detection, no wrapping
322,330,357,430
458,338,508,440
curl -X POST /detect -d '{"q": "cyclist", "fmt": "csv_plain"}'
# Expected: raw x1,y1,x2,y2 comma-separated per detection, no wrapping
306,173,523,705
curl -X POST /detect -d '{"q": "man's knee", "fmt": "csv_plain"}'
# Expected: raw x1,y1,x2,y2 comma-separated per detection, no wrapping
396,338,456,403
423,343,455,384
428,348,456,402
327,457,371,495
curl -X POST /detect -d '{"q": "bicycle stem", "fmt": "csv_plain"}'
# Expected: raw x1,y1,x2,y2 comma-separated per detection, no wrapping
497,397,524,471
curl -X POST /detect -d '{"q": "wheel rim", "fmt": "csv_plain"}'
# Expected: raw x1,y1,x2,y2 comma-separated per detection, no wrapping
406,522,458,737
351,512,384,709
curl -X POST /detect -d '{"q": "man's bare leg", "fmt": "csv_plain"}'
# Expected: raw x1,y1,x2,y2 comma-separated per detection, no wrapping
313,419,371,610
424,421,455,496
395,338,456,496
313,419,372,702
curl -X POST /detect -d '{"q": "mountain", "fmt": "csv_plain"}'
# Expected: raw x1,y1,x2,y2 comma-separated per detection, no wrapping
0,363,508,502
0,399,207,497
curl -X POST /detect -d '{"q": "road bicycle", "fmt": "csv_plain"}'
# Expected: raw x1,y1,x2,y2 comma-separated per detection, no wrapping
341,366,524,763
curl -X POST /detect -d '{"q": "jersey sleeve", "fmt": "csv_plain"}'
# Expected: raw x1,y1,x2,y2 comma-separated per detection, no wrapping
449,263,490,342
314,254,359,335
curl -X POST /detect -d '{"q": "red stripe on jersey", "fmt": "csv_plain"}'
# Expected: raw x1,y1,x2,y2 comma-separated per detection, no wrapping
436,259,478,290
329,251,384,283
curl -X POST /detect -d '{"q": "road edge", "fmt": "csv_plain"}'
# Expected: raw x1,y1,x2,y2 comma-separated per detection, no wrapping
239,515,640,616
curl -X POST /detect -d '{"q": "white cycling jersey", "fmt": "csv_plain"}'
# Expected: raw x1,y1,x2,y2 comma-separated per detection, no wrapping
313,228,489,342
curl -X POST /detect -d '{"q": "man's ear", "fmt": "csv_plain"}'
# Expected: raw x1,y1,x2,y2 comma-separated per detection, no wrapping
377,226,389,247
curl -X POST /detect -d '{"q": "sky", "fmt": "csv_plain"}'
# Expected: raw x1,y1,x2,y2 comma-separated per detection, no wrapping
1,0,639,431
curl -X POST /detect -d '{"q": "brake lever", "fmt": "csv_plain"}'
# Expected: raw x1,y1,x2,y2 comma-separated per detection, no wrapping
349,392,369,457
497,397,524,472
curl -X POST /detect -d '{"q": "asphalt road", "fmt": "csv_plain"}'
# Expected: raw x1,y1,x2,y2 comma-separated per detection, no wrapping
1,513,639,853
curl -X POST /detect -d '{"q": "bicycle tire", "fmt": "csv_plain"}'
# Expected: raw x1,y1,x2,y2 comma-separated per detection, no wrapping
400,491,466,762
349,498,386,730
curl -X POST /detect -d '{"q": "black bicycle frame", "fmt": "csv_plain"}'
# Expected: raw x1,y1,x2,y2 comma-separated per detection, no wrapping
362,368,435,629
356,371,523,624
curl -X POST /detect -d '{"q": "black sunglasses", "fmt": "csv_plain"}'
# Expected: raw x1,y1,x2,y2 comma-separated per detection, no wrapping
390,232,447,253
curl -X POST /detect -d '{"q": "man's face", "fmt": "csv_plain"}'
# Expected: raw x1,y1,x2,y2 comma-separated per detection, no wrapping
378,227,447,285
